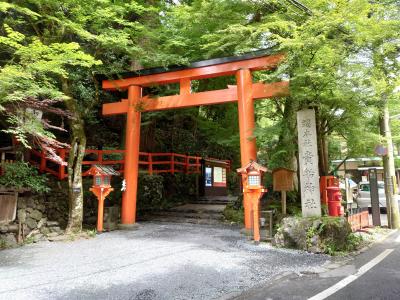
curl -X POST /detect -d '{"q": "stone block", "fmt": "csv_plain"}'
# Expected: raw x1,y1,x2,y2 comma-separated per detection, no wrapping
17,199,27,209
26,198,35,208
36,204,46,212
49,226,62,233
40,227,50,235
17,209,27,223
4,233,17,247
37,218,47,229
0,225,8,233
30,210,43,221
46,221,59,227
25,217,38,229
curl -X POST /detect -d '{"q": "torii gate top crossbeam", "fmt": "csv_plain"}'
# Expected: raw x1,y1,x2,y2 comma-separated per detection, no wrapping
101,50,289,114
102,50,284,90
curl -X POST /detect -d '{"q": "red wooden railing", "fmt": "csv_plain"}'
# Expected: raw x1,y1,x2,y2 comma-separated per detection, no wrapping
347,210,370,232
29,148,230,180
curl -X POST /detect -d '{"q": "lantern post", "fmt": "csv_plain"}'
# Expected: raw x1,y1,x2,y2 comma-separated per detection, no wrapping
237,161,268,243
87,165,119,233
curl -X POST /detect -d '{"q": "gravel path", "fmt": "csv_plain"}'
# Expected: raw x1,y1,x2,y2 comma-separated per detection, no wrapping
0,222,329,300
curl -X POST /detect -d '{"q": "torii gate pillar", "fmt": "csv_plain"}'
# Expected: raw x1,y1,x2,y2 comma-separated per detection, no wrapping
121,85,142,224
236,69,257,230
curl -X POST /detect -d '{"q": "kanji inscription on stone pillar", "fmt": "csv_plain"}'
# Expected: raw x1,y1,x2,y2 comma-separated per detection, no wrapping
297,109,321,217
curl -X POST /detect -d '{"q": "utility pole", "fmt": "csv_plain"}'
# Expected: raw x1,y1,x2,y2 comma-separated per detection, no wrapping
379,104,400,229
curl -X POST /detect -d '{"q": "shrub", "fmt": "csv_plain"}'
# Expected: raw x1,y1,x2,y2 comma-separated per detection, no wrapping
137,174,165,212
223,203,244,224
0,162,49,193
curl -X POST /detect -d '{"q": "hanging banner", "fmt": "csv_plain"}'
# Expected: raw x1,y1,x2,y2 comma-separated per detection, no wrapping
297,109,321,217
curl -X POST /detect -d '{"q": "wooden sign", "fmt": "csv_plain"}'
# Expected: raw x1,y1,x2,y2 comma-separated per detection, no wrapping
297,109,321,217
272,168,295,192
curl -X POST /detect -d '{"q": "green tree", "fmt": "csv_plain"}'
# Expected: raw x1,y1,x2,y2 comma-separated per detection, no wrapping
0,0,163,232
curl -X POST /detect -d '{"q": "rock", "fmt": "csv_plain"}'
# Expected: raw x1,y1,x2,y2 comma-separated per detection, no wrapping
17,209,27,223
0,225,8,233
25,217,38,229
26,207,33,214
7,224,18,233
17,199,27,209
27,229,40,238
46,221,59,227
274,216,352,254
40,227,50,235
30,210,43,221
4,233,18,247
49,226,62,233
37,218,47,229
36,204,46,212
26,198,35,208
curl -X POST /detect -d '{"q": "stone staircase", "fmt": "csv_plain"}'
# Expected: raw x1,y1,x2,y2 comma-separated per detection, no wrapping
140,203,228,225
190,195,237,205
140,195,239,225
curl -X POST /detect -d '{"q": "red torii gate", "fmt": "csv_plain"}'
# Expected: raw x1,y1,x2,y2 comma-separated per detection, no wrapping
102,51,289,230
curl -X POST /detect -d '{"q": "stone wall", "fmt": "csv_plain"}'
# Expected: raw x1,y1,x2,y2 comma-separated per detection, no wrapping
0,180,69,248
0,192,64,247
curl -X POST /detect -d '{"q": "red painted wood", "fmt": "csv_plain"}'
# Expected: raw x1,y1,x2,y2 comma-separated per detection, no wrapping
103,81,289,115
102,54,284,90
30,149,230,179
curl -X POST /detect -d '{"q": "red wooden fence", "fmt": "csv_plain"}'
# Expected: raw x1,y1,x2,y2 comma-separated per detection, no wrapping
347,210,370,232
29,148,230,180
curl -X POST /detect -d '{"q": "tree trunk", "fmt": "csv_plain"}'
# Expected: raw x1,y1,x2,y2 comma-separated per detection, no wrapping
379,104,400,229
62,79,87,233
315,108,329,175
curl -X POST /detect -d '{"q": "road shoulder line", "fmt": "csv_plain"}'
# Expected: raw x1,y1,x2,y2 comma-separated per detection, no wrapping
308,248,394,300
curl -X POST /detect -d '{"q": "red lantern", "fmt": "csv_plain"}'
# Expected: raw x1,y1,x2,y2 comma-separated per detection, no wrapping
237,161,268,243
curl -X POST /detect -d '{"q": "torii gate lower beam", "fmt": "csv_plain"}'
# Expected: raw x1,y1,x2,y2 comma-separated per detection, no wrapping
102,52,289,228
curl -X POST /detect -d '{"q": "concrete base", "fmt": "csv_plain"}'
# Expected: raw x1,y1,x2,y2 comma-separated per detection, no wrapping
118,223,140,231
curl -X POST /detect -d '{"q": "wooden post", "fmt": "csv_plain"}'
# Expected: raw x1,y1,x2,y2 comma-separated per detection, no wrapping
281,190,287,215
252,198,260,243
97,192,105,232
184,155,189,174
98,150,103,164
59,148,66,180
170,153,175,174
236,68,257,230
39,149,46,173
148,153,153,175
121,85,141,224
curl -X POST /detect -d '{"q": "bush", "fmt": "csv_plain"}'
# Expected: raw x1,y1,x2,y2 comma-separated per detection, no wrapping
137,174,165,212
223,203,244,224
0,162,49,193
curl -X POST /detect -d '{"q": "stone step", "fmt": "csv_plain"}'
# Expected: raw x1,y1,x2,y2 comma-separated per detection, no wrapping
167,204,226,214
147,211,222,220
191,195,237,205
141,216,224,226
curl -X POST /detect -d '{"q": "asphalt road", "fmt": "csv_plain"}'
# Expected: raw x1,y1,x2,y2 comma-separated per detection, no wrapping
0,222,328,300
235,230,400,300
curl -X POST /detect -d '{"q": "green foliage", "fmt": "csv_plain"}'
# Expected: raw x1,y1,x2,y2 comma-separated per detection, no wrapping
223,203,244,224
0,162,49,193
137,174,165,212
